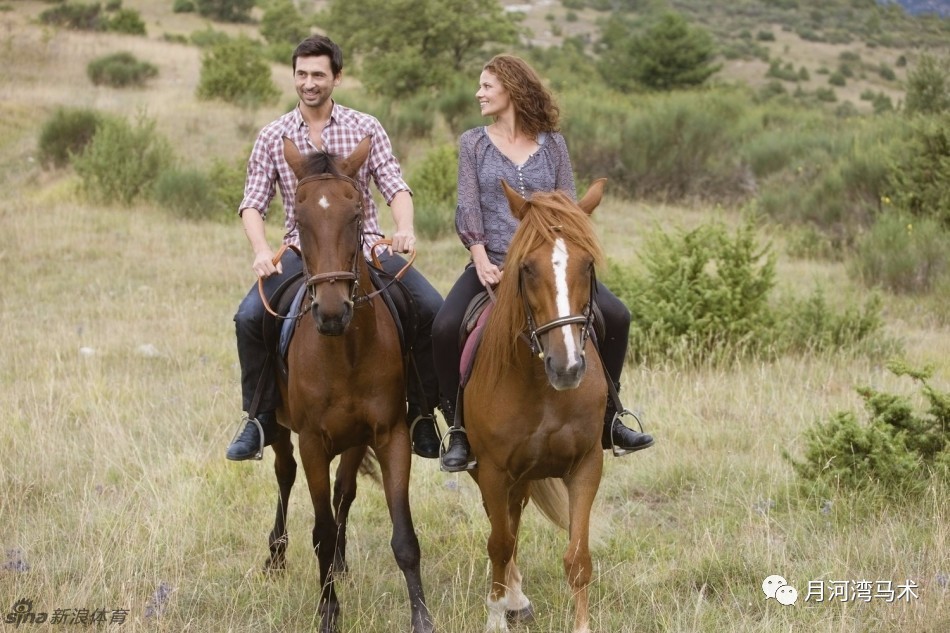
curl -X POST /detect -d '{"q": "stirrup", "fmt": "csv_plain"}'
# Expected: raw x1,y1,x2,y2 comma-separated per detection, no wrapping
439,427,477,472
608,408,651,457
229,415,265,461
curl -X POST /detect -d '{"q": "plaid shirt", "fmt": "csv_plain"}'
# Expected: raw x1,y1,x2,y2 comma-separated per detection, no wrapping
239,103,411,258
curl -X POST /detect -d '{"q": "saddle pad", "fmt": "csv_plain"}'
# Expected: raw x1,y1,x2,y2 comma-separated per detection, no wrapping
459,301,494,388
278,283,308,359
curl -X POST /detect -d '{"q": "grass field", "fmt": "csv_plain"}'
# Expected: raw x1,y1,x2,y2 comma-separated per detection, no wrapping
1,2,948,632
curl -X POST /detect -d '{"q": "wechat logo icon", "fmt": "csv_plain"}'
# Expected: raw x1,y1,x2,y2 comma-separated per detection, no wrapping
763,575,799,605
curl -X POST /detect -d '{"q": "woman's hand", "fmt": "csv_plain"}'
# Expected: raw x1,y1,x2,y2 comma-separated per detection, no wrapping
471,245,502,287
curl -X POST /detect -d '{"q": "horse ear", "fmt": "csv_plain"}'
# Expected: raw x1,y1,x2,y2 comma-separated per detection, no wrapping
577,178,606,216
283,137,306,180
341,137,372,178
501,180,529,220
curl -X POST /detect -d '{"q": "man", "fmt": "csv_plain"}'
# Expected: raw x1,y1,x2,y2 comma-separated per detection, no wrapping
226,35,443,461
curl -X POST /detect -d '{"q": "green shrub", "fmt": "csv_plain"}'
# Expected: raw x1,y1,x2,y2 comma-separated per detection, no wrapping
87,52,158,87
189,27,230,48
409,144,457,240
173,0,195,13
828,71,846,86
850,210,950,294
195,0,254,23
775,287,884,354
259,0,308,47
888,114,950,227
756,30,775,41
152,167,219,221
786,361,950,497
905,53,950,116
197,35,279,108
37,107,104,168
72,114,174,204
39,2,104,30
815,87,837,102
606,218,777,366
107,8,145,34
872,92,894,114
878,63,896,81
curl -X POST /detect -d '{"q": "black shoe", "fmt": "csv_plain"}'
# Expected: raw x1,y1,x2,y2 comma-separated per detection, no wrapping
602,417,654,456
226,413,276,461
440,429,475,472
409,413,441,459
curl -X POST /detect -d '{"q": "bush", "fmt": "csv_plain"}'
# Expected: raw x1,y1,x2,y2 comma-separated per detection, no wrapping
905,53,950,116
189,26,230,48
87,52,158,87
888,114,950,228
72,114,174,204
786,361,950,497
828,71,846,86
152,167,219,221
195,0,254,23
605,218,777,366
850,210,950,294
39,2,105,30
775,287,884,354
409,144,457,240
197,35,280,108
173,0,195,13
259,0,308,47
37,107,104,168
107,8,145,35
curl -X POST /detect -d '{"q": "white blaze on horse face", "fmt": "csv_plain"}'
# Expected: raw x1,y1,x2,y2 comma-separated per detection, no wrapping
318,195,330,210
551,238,582,367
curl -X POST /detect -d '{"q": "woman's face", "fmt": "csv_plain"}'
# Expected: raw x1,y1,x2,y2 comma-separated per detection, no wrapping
476,70,511,118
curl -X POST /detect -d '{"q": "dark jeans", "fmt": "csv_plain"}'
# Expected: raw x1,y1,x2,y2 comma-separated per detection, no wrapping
431,264,631,409
234,249,443,416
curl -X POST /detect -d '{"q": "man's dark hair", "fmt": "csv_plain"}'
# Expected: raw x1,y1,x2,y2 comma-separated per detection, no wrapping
292,35,344,76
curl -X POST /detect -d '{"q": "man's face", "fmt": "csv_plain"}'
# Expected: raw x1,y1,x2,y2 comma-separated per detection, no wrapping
294,55,340,109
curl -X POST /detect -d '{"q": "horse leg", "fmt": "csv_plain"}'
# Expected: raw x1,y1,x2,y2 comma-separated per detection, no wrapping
504,487,533,625
561,451,603,633
298,433,341,633
374,424,434,633
478,467,523,632
264,424,296,572
331,445,367,575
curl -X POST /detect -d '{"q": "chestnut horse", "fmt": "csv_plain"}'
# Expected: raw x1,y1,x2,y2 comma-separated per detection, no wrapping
465,179,610,633
264,137,434,633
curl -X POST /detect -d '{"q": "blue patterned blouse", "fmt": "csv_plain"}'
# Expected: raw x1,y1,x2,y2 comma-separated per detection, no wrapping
455,126,576,266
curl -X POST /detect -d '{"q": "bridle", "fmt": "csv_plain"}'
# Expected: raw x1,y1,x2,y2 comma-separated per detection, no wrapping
519,262,597,359
295,172,366,308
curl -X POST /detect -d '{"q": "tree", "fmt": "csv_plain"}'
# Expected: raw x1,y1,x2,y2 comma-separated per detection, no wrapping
195,0,254,23
320,0,519,97
598,11,720,92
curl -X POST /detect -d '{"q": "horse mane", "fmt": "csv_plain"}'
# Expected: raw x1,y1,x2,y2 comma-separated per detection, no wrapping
474,190,605,387
300,150,343,178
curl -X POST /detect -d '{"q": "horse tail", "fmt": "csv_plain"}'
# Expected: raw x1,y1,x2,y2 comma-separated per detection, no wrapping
359,447,381,484
529,478,607,548
529,478,570,531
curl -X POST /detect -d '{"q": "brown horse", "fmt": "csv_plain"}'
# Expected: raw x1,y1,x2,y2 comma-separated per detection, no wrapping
263,137,434,633
465,179,610,633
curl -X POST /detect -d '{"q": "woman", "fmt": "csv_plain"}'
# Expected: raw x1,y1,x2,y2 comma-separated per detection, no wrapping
432,54,654,472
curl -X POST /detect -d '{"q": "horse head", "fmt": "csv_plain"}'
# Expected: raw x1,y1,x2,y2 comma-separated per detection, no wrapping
283,136,371,336
501,178,606,391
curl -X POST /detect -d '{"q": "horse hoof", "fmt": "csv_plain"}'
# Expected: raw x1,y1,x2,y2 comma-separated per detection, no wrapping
262,557,286,574
505,604,534,624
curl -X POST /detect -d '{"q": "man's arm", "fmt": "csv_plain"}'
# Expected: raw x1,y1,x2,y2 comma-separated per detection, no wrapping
388,190,416,254
241,208,282,277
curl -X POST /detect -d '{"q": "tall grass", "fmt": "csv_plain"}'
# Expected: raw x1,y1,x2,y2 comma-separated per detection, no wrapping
2,3,948,632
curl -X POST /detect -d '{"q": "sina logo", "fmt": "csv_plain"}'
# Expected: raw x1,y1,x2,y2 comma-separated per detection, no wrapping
5,598,48,626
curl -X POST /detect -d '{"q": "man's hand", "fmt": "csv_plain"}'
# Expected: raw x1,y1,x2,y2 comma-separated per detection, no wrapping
252,248,281,278
389,228,416,254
